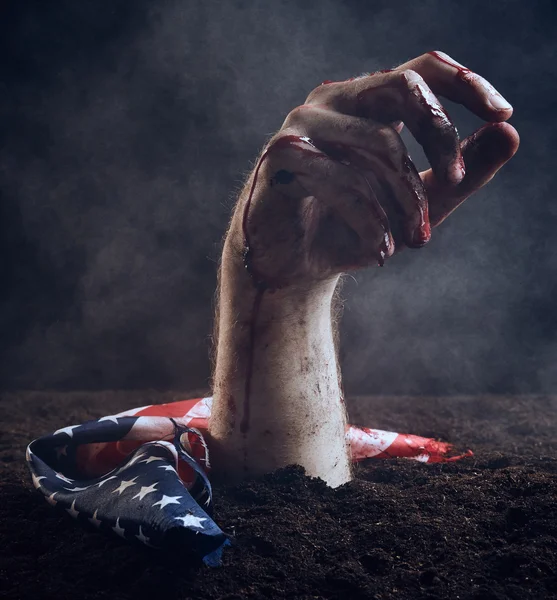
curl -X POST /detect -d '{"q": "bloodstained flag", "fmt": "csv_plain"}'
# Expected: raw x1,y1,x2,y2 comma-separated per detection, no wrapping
26,396,471,565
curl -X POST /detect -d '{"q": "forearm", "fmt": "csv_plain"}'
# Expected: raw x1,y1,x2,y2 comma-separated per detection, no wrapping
208,226,352,486
205,51,518,488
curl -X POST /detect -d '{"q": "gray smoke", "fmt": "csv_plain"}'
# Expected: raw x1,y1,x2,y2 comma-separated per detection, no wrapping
0,0,555,394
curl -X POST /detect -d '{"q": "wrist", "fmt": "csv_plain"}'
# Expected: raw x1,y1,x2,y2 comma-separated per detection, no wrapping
210,220,351,487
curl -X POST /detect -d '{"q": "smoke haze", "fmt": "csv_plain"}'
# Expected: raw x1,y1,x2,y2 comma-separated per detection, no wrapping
1,0,555,394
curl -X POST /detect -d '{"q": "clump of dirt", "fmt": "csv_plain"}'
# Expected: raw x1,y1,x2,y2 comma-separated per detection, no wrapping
1,392,556,599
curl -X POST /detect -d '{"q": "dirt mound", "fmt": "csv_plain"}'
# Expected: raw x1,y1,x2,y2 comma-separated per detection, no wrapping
1,392,556,600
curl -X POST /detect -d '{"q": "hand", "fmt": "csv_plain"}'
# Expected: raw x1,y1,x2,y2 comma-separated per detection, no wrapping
225,51,519,290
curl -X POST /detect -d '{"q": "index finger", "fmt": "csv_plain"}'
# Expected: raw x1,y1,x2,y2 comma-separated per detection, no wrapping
396,51,513,123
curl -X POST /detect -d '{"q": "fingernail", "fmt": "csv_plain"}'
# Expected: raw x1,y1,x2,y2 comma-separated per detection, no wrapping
432,51,467,70
411,223,431,247
489,93,512,111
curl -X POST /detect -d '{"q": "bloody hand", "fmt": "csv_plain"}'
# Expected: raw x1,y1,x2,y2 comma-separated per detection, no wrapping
227,51,519,289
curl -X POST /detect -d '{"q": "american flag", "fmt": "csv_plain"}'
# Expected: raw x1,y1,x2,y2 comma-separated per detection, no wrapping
26,397,471,566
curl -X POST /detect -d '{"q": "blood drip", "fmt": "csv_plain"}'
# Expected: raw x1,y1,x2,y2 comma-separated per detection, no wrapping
239,136,323,439
227,394,237,429
238,134,406,437
239,285,265,437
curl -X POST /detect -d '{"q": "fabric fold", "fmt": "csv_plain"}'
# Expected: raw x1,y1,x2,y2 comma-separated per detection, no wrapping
27,396,471,565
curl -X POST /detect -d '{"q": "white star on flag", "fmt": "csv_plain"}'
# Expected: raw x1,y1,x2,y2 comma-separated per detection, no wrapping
55,472,74,484
89,509,102,528
64,485,91,492
132,483,158,501
66,500,79,519
32,473,46,489
158,465,176,472
139,456,166,464
126,453,146,467
112,477,139,495
112,517,126,538
174,514,207,529
136,526,150,545
46,492,57,507
98,415,120,424
53,424,80,438
152,495,182,509
97,475,118,487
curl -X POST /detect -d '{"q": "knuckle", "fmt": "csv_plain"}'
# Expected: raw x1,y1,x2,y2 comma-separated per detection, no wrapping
263,135,295,168
399,69,423,87
268,130,299,150
424,50,442,62
261,149,283,173
305,85,325,104
283,104,311,127
459,70,477,85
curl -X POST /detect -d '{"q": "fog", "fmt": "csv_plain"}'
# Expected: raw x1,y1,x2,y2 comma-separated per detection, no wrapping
1,0,555,394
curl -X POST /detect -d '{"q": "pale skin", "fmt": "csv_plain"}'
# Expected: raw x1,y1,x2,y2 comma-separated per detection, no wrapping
208,52,520,487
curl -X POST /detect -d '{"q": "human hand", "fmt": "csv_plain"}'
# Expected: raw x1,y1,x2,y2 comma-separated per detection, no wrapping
226,51,519,290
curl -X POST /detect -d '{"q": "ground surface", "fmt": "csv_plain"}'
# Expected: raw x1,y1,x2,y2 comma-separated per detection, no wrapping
1,392,556,600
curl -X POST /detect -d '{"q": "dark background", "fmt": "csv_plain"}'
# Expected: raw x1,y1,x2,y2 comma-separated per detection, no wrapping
0,0,555,394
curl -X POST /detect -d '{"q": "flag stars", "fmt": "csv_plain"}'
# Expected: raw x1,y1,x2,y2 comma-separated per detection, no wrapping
158,465,176,472
139,456,166,464
55,472,74,484
65,485,91,492
112,477,139,495
97,475,118,488
112,517,126,538
98,415,120,424
126,453,146,467
132,483,158,501
53,424,80,438
136,526,150,545
152,495,182,509
174,514,207,529
89,510,102,528
66,500,80,519
29,410,220,556
31,473,46,489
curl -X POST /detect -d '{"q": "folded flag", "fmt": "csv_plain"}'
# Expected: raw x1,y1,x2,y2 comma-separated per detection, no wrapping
26,396,472,565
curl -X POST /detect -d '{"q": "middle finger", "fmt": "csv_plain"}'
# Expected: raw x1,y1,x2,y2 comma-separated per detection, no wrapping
307,69,465,185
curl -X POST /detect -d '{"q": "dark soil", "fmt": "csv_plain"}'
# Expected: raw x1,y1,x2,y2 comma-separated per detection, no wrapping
1,392,556,600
